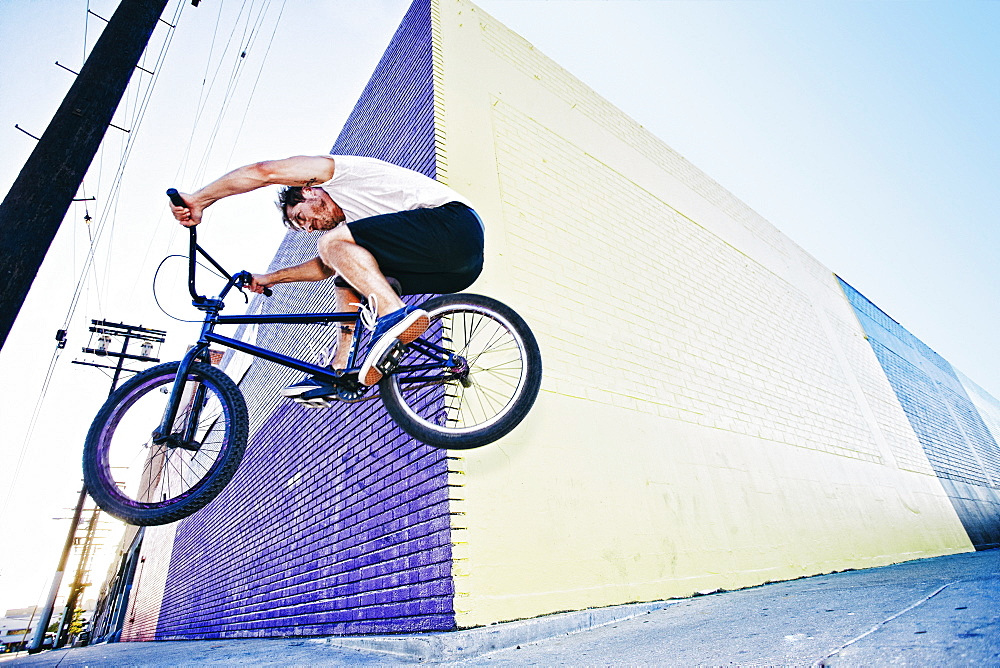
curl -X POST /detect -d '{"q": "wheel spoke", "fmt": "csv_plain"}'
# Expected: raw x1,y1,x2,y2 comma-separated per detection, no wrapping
87,363,245,524
385,298,539,446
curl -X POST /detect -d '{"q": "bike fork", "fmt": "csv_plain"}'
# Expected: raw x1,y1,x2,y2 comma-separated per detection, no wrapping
153,343,210,445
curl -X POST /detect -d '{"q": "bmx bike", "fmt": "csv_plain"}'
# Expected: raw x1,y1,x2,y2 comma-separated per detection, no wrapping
82,195,541,526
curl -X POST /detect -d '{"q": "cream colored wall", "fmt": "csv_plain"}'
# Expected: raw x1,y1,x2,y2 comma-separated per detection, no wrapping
432,0,972,628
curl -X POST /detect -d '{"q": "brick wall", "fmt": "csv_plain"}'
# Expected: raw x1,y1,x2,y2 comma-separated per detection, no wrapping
142,0,458,638
117,0,999,636
120,525,176,641
841,277,1000,549
491,100,882,461
434,0,977,626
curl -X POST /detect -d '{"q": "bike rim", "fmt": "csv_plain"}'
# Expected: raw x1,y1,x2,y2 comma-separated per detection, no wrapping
390,304,529,435
96,371,231,509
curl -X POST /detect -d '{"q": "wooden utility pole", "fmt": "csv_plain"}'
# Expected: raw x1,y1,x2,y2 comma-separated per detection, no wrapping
28,320,164,653
55,506,101,648
0,0,170,352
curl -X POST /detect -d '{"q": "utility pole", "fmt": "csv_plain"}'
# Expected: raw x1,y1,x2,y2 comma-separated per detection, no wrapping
0,0,171,352
55,506,101,648
28,321,164,653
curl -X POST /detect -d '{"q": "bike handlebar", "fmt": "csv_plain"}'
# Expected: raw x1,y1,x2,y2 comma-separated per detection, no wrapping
166,187,186,209
166,188,272,299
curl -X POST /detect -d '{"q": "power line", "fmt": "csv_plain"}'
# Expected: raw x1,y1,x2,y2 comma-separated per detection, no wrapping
0,0,186,560
62,0,187,332
126,0,288,313
193,0,273,185
29,321,166,653
224,0,288,167
0,347,64,525
0,0,173,350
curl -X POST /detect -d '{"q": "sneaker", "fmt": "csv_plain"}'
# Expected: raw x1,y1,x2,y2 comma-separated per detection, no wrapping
358,305,429,386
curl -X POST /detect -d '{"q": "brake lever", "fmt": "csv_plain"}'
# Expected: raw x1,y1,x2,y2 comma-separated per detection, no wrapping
236,271,272,298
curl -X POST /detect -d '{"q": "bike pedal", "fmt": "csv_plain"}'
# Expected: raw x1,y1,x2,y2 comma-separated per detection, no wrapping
293,395,331,409
293,387,337,408
375,339,408,375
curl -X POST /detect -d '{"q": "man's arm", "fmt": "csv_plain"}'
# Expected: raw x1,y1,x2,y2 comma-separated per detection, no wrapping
249,257,334,293
171,155,336,226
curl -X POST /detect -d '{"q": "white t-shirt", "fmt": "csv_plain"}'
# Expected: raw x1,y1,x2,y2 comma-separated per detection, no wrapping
317,155,473,223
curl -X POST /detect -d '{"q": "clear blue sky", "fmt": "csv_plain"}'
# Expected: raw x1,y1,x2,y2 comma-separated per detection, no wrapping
1,0,998,613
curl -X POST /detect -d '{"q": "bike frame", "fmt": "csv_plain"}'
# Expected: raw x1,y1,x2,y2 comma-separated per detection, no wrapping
154,228,457,443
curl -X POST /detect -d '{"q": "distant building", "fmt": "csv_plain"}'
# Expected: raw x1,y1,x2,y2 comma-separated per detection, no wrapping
98,0,1000,641
2,607,39,653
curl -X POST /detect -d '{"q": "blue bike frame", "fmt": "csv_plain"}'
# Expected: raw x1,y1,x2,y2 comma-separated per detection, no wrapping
153,227,456,444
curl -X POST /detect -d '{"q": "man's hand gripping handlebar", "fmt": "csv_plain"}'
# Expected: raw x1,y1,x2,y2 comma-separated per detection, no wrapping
235,271,273,297
166,186,202,227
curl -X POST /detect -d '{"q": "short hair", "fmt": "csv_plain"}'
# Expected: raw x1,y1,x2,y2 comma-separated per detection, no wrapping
276,186,307,228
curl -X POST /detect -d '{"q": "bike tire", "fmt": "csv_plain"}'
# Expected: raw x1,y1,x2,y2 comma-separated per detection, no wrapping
83,361,249,526
380,293,542,449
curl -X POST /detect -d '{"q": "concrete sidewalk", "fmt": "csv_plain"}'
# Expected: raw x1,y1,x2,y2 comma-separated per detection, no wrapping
5,549,997,666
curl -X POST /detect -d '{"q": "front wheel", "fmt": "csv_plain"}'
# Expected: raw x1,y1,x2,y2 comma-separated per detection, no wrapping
83,361,248,526
380,294,542,449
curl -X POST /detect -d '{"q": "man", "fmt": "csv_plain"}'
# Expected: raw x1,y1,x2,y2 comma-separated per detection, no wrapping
170,154,484,398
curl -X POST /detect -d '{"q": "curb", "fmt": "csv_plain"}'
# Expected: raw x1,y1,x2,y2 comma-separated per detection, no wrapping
320,599,676,662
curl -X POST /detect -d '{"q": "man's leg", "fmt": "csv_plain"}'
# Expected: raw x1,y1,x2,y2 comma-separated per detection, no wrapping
317,225,428,386
280,285,362,404
317,226,404,317
331,285,362,370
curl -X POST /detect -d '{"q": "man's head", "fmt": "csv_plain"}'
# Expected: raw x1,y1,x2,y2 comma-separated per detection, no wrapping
277,186,344,232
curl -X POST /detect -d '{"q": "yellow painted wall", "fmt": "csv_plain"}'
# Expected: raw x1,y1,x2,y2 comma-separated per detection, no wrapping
431,0,973,628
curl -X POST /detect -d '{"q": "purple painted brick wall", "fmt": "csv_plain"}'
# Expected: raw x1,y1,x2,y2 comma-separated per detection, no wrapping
332,0,437,174
152,0,457,638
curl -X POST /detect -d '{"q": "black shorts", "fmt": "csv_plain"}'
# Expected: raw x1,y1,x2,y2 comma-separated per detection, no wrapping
341,201,484,295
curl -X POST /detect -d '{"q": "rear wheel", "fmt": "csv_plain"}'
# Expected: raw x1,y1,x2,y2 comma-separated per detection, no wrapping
83,361,248,526
380,294,542,449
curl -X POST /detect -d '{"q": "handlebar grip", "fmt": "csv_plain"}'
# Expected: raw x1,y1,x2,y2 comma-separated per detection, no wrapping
166,188,187,207
237,271,272,297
